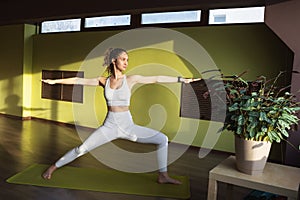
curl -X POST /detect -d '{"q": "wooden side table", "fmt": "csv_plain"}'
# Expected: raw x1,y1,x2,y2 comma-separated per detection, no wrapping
207,155,300,200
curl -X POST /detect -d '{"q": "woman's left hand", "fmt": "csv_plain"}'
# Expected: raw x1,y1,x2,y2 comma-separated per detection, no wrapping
180,77,202,83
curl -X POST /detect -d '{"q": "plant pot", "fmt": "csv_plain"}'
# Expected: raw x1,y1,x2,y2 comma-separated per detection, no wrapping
234,135,272,175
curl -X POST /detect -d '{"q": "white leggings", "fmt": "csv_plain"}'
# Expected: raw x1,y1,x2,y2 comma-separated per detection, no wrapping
55,111,168,172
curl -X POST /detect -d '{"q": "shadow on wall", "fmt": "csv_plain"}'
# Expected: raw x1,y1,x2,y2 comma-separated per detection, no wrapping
0,94,47,117
0,94,22,116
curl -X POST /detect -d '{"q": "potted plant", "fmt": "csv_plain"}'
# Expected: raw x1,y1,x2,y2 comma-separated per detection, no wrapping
215,70,300,175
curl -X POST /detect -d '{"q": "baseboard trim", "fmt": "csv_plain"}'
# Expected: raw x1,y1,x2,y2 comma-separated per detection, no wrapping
0,113,28,120
0,113,95,132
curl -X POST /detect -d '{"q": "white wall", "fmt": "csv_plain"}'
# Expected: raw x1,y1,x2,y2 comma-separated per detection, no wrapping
265,0,300,166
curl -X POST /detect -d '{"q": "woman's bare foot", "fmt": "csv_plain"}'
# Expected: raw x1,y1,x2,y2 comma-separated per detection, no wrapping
42,165,57,180
157,172,182,185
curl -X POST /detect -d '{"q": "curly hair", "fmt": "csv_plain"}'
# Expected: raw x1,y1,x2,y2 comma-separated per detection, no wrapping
103,47,127,77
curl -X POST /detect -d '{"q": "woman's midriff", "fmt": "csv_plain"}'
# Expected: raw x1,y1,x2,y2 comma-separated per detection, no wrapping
108,106,129,112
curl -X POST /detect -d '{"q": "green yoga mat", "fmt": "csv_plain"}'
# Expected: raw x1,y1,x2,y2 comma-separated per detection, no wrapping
6,164,190,199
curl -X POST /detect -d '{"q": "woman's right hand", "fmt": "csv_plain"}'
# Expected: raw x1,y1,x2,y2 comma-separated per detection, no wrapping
41,79,57,85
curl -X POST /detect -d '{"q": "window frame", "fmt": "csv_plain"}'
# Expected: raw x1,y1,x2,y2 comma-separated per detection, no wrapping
180,79,226,122
41,70,84,103
140,10,202,25
39,8,209,33
84,14,132,29
208,6,265,25
40,18,82,34
38,6,265,33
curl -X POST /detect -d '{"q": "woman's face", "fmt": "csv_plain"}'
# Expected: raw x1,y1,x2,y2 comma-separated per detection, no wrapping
114,52,128,72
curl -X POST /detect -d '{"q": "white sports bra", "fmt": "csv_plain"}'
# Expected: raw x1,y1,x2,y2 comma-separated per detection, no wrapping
104,75,131,107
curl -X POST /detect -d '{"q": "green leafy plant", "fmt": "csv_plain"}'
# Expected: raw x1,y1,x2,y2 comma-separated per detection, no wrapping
219,71,300,144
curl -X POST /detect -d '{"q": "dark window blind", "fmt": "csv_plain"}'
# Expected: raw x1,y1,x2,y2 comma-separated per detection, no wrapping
42,70,84,103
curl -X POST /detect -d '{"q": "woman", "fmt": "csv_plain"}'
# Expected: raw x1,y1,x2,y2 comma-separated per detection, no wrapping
42,47,201,184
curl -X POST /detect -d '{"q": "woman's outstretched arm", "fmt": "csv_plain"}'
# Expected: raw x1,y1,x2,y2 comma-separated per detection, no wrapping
42,76,106,86
128,75,201,85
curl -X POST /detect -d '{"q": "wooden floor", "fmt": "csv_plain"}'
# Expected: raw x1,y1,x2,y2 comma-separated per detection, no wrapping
0,115,252,200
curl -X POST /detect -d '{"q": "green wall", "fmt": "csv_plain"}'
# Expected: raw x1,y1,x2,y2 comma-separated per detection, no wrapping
0,24,36,117
0,23,293,153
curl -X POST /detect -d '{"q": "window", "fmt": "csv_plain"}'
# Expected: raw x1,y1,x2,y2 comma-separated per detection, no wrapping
209,6,265,24
39,6,265,33
180,79,262,122
180,79,226,122
85,14,131,28
42,70,84,103
41,18,81,33
141,10,201,24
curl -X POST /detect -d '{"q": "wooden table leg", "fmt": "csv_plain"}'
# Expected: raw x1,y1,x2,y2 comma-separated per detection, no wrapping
225,184,233,200
207,177,217,200
287,182,299,200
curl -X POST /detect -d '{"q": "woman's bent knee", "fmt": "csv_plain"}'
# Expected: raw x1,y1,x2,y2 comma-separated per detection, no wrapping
157,133,168,147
